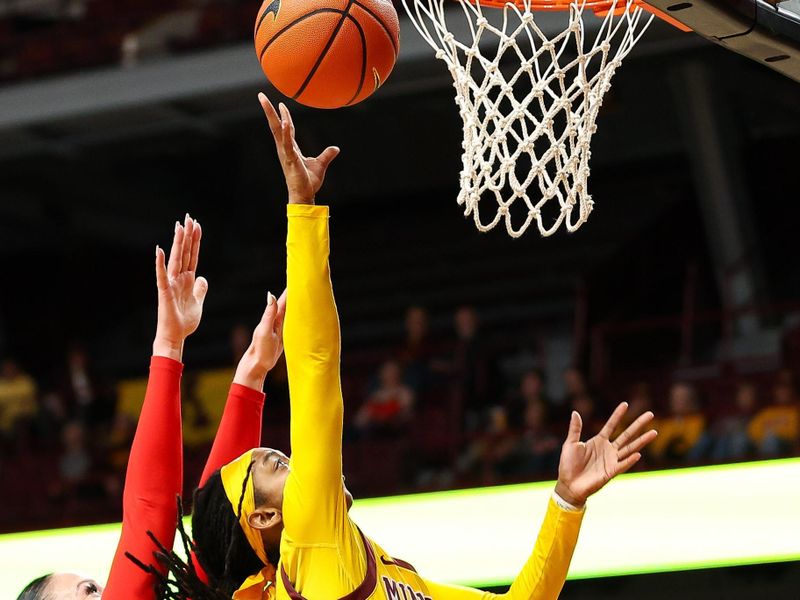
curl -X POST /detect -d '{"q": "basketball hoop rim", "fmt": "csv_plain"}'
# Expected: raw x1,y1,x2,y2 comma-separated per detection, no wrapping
465,0,692,32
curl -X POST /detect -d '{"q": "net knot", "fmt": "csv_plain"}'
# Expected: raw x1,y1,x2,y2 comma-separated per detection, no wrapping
475,16,489,28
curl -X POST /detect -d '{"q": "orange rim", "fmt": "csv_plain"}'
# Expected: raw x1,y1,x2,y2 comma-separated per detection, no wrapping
471,1,692,32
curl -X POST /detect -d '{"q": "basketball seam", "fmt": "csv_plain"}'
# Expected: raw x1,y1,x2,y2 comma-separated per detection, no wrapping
293,0,358,101
353,1,398,56
343,15,368,106
258,8,345,62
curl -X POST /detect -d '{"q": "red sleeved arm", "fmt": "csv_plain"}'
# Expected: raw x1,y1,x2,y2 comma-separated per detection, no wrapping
199,383,265,486
104,356,183,600
192,382,265,583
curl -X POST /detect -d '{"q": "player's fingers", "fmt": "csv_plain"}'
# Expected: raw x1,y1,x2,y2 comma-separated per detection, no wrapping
613,410,655,449
280,102,296,136
618,429,657,460
280,119,297,162
615,452,642,476
280,103,298,153
565,411,583,444
155,246,169,291
599,402,629,439
188,220,202,273
181,214,194,273
167,221,184,280
193,276,209,305
258,93,281,137
317,146,340,170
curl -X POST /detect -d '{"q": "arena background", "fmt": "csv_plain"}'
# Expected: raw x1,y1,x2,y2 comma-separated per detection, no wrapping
1,0,800,597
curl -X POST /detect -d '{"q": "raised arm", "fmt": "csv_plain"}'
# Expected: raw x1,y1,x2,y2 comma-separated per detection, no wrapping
257,94,344,541
418,403,658,600
106,216,208,599
199,291,286,487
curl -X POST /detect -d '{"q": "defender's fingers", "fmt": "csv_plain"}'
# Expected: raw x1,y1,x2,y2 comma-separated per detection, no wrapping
599,402,629,440
565,411,583,444
613,410,655,450
155,246,168,291
193,276,209,305
615,452,642,476
618,429,658,460
167,222,184,280
188,221,202,273
181,215,194,273
258,93,281,137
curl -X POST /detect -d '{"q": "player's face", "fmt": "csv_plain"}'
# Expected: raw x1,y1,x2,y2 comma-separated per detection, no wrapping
45,573,104,599
250,447,354,511
250,447,291,509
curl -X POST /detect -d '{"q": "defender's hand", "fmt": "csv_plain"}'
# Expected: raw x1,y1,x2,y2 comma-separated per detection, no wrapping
153,215,208,361
258,93,340,205
233,290,287,391
555,402,657,507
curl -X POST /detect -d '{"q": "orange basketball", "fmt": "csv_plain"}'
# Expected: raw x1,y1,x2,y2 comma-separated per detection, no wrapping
254,0,400,109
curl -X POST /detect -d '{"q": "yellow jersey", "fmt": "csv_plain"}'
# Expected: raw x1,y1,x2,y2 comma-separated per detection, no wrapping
748,405,799,444
280,204,583,600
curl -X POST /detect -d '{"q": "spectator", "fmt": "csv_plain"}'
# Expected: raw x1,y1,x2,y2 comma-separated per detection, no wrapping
650,383,706,463
748,379,799,457
614,382,654,439
59,344,110,425
509,400,560,477
562,366,588,405
434,306,492,429
397,306,434,391
506,369,548,426
58,420,92,489
709,382,758,462
354,360,415,436
0,358,38,441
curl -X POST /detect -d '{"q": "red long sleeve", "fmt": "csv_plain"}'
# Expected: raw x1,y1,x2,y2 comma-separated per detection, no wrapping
104,356,184,600
199,382,265,486
192,382,266,583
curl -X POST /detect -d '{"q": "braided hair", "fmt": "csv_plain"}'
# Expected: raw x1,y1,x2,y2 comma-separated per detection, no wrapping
128,466,271,599
17,575,51,600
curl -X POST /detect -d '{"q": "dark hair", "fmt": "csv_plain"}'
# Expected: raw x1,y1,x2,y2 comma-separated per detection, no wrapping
127,499,228,600
129,468,270,599
17,575,51,600
191,469,268,595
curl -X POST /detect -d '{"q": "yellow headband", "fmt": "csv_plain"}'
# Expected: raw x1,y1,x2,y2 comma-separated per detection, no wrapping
220,450,269,565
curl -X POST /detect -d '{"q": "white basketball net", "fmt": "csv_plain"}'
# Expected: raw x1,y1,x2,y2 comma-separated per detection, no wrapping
400,0,653,237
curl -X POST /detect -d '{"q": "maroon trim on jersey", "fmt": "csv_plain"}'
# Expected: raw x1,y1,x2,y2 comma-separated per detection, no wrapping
280,528,378,600
380,556,418,573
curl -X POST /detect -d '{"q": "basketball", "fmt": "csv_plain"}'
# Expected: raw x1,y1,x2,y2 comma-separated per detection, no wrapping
254,0,400,109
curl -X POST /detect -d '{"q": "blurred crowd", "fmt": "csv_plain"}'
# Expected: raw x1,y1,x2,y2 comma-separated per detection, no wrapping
1,304,799,533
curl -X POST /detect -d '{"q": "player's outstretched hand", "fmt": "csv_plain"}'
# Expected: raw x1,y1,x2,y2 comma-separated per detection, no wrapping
554,402,657,508
153,214,208,361
233,290,287,391
258,93,340,205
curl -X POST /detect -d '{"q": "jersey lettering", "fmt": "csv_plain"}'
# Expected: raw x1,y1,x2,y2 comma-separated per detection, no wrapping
381,576,431,600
